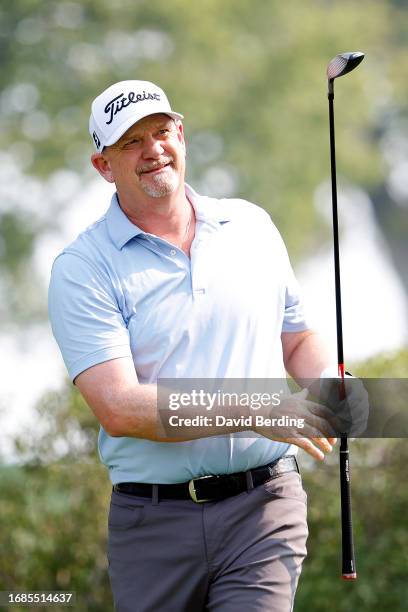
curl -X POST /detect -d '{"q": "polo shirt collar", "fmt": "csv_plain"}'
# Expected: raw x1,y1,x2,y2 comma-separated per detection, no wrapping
185,184,232,225
106,183,231,250
106,193,144,249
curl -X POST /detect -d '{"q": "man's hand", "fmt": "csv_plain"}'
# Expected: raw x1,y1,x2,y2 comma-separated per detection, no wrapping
313,367,370,437
319,370,369,437
254,388,338,461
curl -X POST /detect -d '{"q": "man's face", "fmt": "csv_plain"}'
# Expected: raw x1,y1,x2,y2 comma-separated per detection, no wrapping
100,113,186,199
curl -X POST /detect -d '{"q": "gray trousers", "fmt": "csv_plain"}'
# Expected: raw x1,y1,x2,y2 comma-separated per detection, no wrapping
107,471,308,612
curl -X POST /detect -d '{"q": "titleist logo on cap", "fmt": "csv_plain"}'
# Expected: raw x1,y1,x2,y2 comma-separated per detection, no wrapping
104,91,161,125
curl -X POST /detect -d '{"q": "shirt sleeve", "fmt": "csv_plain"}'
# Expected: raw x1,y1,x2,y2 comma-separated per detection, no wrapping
263,210,310,333
48,252,132,382
282,262,310,332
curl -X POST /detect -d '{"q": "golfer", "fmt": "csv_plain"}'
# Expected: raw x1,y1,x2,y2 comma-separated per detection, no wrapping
49,80,362,611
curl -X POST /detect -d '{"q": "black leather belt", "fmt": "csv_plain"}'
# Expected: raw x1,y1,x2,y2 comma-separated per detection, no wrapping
113,455,299,503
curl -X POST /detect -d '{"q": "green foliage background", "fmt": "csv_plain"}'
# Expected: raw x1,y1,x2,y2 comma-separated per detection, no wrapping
1,1,407,610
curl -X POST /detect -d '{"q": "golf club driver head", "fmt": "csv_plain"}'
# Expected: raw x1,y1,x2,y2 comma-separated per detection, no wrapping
327,51,365,82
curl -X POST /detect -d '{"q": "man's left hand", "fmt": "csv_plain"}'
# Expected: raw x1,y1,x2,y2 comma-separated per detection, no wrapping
319,369,369,437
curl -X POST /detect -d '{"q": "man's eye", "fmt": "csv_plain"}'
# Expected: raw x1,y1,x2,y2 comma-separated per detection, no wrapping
159,129,170,135
123,139,140,148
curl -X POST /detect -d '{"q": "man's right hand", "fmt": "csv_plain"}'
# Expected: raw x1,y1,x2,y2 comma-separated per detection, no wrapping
253,388,338,461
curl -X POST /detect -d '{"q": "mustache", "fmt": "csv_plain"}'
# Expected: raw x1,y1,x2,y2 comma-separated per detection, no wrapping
136,156,174,175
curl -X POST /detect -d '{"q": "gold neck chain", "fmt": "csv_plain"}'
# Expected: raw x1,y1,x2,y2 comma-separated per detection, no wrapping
180,204,192,247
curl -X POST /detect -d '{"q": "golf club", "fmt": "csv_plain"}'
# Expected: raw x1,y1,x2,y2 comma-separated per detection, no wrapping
326,51,364,581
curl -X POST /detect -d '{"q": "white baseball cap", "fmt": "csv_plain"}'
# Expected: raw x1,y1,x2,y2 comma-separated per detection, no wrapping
89,80,184,152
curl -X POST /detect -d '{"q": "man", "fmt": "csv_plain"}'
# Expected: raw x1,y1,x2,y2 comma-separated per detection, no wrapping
48,80,355,611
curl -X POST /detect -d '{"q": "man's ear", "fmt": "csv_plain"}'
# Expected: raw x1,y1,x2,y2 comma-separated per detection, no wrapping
91,152,115,183
175,120,186,153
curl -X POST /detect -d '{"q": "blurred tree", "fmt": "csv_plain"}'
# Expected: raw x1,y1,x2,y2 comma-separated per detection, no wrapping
298,437,408,611
0,386,113,611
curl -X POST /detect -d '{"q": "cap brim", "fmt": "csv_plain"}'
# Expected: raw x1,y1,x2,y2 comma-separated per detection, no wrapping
104,110,184,148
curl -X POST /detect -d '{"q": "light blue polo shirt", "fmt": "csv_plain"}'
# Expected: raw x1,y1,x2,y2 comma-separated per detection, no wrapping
48,184,309,484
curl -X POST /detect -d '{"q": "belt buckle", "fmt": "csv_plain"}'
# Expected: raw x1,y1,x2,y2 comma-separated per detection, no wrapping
188,475,214,503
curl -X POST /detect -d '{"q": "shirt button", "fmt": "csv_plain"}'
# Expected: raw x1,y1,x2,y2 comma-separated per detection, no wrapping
170,249,177,256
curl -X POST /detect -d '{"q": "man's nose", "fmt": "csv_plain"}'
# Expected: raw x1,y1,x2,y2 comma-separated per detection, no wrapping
142,135,164,159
